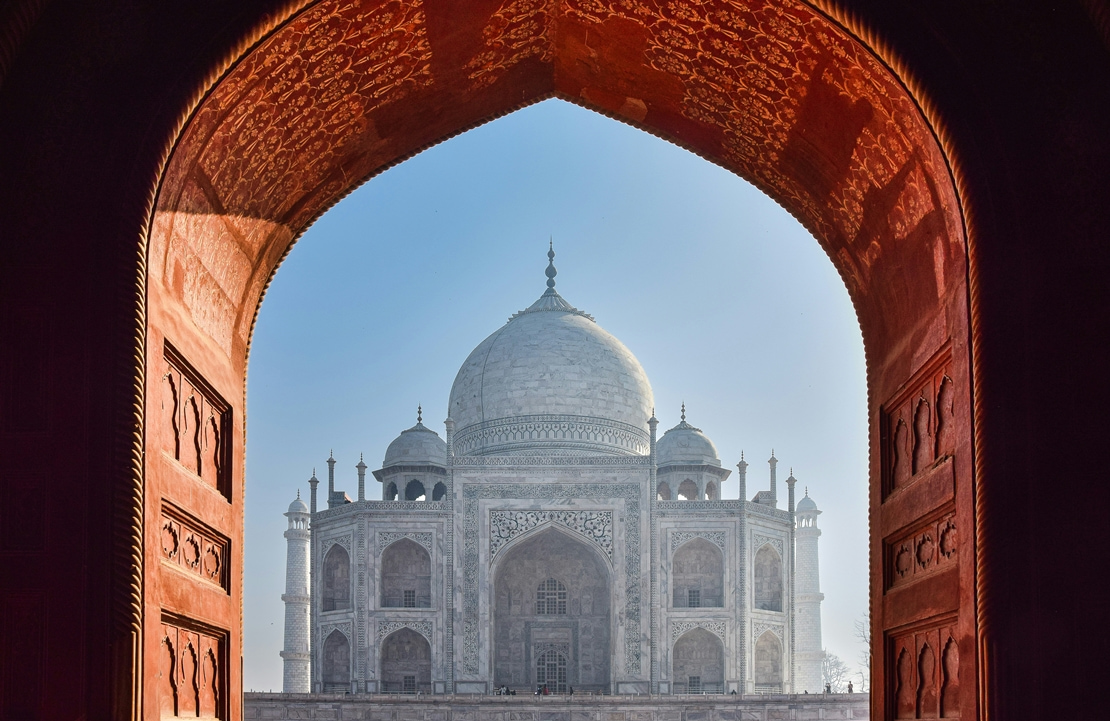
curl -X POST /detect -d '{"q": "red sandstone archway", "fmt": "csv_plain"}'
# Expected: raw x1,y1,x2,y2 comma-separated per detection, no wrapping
139,2,976,718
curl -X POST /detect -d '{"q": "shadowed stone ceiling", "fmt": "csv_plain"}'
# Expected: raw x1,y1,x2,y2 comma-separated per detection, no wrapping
151,0,962,364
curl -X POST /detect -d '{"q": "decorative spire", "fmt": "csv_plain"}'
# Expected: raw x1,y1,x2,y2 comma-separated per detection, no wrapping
545,240,557,289
296,489,300,499
680,402,686,422
417,405,422,423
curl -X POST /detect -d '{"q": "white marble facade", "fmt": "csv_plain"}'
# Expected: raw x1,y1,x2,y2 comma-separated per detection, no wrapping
282,250,825,694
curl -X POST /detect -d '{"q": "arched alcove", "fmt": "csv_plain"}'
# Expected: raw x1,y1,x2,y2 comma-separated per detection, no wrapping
322,545,350,612
672,538,724,608
753,545,783,612
657,482,672,501
380,628,431,694
380,538,431,608
492,527,610,693
322,630,350,693
432,482,447,501
753,631,783,693
672,628,724,694
133,0,979,712
677,479,698,501
404,479,425,502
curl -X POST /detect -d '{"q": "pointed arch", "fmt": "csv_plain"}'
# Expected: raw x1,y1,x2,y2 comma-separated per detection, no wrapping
492,526,610,692
672,537,724,608
657,481,672,501
404,478,426,501
381,537,431,608
753,631,782,692
432,481,447,501
754,544,783,612
673,627,724,694
380,627,430,694
322,544,350,612
677,479,698,501
322,629,351,693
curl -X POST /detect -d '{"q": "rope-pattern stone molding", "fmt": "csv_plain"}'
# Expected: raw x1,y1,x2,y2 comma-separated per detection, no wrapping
378,620,433,643
669,530,727,554
490,510,613,562
377,531,433,555
463,483,641,676
752,533,784,556
671,620,727,643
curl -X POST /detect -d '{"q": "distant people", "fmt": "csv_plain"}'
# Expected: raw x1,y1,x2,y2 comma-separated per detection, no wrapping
569,687,574,696
535,687,541,696
730,689,737,696
847,681,853,693
825,683,831,694
542,684,550,695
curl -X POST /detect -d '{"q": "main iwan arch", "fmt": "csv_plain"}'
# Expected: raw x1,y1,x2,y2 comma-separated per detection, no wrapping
134,0,976,718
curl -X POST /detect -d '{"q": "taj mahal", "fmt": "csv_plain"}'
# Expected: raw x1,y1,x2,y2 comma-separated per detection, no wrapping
278,247,827,697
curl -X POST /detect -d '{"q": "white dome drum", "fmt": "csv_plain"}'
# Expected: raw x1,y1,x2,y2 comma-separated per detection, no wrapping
448,249,654,457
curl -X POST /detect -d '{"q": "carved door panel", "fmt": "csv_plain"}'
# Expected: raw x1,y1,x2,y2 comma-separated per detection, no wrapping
144,295,241,720
876,345,974,720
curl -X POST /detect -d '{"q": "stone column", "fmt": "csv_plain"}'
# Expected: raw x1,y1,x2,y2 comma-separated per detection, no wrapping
648,412,659,692
737,454,748,694
281,494,312,692
786,473,797,694
795,492,825,693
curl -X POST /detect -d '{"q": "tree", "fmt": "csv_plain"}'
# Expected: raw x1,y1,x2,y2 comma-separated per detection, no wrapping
854,613,871,692
822,650,851,692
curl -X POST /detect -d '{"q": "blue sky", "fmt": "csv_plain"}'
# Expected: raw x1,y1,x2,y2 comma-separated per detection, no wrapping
242,99,869,690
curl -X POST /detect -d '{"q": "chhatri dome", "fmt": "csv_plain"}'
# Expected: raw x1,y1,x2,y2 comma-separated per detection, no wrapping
383,406,447,468
656,403,722,467
448,244,654,456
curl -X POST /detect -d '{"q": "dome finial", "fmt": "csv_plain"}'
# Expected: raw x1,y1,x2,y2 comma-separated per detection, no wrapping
681,402,686,422
297,489,300,499
417,405,422,423
545,240,557,289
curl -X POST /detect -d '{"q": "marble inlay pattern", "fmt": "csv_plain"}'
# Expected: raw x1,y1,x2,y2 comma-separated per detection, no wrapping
489,509,613,562
669,530,727,554
671,620,726,643
462,483,641,675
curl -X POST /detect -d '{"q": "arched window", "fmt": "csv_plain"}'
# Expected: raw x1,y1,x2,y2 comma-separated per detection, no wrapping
678,479,698,501
657,481,672,501
536,650,567,693
384,482,398,501
536,578,567,615
322,545,350,612
672,538,724,607
322,630,350,693
380,628,430,694
404,479,425,501
753,631,782,692
753,545,783,612
705,481,718,500
381,538,431,607
432,481,447,501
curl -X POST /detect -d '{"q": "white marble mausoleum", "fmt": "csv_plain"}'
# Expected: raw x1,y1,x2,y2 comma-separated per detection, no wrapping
279,248,826,696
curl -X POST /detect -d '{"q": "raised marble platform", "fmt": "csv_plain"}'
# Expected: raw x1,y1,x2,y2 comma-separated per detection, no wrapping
245,692,870,720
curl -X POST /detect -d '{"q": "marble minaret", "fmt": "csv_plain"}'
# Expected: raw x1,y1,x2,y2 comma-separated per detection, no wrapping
281,492,312,692
794,489,825,692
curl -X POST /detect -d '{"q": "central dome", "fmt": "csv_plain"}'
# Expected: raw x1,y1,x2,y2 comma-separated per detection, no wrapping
449,249,654,456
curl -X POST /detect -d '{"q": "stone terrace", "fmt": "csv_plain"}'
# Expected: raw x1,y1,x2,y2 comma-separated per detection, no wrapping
245,692,869,720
